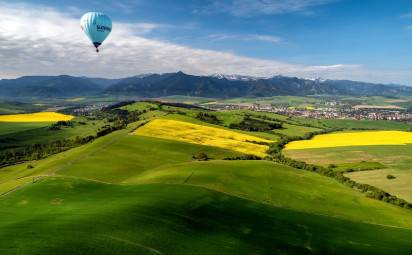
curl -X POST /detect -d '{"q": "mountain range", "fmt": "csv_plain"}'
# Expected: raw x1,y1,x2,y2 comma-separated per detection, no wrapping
1,72,412,98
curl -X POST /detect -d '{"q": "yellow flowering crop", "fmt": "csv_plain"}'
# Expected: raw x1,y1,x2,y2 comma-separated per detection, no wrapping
134,119,272,157
285,131,412,150
0,112,74,122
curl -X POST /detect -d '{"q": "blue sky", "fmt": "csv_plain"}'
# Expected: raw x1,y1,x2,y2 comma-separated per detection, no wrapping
1,0,412,84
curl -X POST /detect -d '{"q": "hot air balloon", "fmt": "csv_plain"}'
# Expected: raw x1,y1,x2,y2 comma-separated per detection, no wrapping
80,12,112,52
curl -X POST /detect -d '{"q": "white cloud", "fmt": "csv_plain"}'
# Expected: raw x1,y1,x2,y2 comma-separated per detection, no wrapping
123,23,163,35
0,1,411,85
208,33,281,44
250,35,281,43
197,0,337,17
400,12,412,19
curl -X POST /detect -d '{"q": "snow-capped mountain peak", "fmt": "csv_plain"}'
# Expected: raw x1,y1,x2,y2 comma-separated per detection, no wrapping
210,73,260,81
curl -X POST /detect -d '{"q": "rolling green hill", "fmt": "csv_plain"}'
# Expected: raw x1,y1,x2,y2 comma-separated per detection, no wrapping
1,178,412,255
2,101,412,254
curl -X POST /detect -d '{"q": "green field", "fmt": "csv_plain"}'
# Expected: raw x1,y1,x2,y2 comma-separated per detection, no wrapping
2,101,412,254
0,101,45,115
320,119,412,130
128,160,412,227
0,122,52,136
2,178,412,255
120,101,159,112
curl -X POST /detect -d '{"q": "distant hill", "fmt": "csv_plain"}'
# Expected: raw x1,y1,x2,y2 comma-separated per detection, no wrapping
0,75,113,98
1,72,412,98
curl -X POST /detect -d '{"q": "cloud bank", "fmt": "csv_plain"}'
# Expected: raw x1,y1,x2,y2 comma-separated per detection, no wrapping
0,1,411,85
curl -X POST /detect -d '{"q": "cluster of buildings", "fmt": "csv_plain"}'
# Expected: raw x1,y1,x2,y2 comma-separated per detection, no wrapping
72,103,109,115
204,102,412,122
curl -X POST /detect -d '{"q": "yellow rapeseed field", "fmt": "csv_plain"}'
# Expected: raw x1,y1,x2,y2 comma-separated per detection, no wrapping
0,112,74,122
285,131,412,150
134,119,272,157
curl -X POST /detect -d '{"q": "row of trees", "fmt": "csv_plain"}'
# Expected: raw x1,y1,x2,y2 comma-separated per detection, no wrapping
229,115,282,132
49,120,75,130
224,154,262,160
196,112,221,125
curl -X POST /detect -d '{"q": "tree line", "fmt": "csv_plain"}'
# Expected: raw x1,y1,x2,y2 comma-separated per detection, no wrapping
229,115,282,132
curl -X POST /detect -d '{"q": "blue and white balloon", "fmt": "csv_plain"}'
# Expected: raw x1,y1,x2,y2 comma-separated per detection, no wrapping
80,12,112,52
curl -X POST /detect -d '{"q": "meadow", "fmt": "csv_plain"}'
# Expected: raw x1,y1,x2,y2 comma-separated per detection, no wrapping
2,101,412,254
2,178,412,255
0,122,52,136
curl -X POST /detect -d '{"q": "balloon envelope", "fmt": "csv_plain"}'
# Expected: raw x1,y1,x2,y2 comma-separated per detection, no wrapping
80,12,112,51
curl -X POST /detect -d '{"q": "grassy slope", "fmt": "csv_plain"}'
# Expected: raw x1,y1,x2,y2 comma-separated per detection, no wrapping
0,122,51,136
0,122,242,193
120,101,159,112
1,178,412,255
57,135,242,183
127,160,412,228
